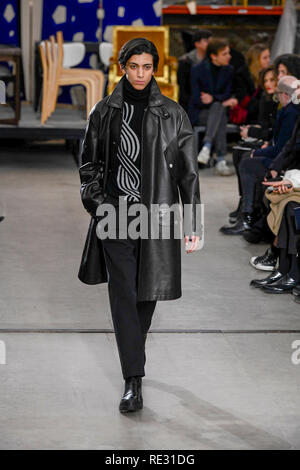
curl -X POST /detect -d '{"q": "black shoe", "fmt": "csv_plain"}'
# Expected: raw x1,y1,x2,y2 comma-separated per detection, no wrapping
228,198,242,223
262,275,298,293
0,216,4,223
220,213,253,235
292,284,300,296
250,247,278,272
119,376,143,413
293,295,300,304
242,226,264,243
250,270,284,288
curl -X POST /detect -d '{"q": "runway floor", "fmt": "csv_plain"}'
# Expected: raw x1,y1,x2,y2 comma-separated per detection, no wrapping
0,142,299,449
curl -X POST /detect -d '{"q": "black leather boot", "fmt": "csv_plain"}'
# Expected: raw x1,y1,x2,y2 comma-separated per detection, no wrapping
220,213,253,235
119,376,143,413
250,270,284,288
228,197,242,224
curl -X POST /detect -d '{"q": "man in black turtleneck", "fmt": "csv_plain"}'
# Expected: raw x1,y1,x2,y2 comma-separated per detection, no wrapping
79,38,200,414
105,77,151,205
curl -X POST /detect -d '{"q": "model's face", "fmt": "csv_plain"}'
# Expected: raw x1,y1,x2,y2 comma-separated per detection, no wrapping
121,53,154,90
260,49,270,69
277,63,288,80
264,70,276,94
211,46,231,67
195,38,210,54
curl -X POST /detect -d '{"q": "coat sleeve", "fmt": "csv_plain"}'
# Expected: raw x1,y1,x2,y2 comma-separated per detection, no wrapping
176,108,201,237
190,64,205,109
212,68,233,103
254,109,297,160
80,110,99,166
284,169,300,188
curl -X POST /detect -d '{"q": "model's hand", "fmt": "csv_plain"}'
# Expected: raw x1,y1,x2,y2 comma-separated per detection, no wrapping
263,179,293,194
261,141,269,149
185,235,200,253
201,92,213,105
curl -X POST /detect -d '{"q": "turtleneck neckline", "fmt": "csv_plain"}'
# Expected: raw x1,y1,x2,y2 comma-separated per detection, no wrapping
124,76,152,102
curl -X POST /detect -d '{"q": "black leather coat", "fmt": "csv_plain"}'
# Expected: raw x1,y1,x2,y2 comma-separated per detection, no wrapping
78,76,200,301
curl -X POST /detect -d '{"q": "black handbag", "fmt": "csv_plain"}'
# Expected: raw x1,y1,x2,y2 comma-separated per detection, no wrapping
79,161,105,216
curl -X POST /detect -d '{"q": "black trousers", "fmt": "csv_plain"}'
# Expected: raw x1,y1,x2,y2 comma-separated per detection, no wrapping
100,208,156,379
239,156,267,213
277,202,300,255
232,148,251,197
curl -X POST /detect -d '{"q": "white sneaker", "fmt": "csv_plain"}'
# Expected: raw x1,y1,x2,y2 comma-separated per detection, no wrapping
197,146,210,164
215,160,233,176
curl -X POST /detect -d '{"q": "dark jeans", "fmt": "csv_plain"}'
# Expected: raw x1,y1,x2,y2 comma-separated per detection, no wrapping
239,156,267,213
198,101,227,157
100,207,156,379
232,148,252,197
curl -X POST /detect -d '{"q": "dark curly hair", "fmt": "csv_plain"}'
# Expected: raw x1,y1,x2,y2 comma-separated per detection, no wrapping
118,37,159,72
274,54,300,79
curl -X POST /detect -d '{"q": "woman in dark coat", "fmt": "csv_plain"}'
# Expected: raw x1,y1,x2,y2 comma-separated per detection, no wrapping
78,38,201,413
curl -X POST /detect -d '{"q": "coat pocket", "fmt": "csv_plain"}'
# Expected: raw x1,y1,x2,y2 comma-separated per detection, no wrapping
158,207,171,226
164,139,179,182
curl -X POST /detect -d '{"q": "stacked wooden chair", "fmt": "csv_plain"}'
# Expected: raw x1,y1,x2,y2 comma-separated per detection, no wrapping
107,26,178,102
39,31,105,125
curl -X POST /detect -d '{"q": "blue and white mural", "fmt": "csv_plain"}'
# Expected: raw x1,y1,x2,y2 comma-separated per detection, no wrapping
102,0,162,42
42,0,162,43
41,0,99,42
0,0,19,45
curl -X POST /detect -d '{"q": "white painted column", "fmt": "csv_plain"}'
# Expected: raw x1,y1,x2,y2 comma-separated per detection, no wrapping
21,0,43,102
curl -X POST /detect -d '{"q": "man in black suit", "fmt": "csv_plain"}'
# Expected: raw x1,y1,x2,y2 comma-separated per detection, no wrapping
189,37,236,176
177,29,212,112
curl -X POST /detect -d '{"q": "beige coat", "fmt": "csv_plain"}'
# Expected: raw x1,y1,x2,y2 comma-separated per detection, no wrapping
266,188,300,235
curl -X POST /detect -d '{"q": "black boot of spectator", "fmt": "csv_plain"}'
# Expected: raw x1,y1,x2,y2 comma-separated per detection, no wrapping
220,213,253,235
228,197,242,224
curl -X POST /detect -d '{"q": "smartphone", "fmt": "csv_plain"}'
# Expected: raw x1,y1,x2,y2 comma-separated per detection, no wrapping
267,184,292,192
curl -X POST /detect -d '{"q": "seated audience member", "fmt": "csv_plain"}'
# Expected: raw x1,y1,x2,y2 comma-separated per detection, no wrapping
240,78,300,244
228,52,255,125
177,29,212,112
220,75,300,235
243,43,271,124
250,175,300,294
189,37,235,176
274,54,300,80
249,99,300,272
240,66,278,142
229,66,278,222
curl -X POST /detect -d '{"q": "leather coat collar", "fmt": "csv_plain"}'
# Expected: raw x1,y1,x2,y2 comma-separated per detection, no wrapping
106,75,169,118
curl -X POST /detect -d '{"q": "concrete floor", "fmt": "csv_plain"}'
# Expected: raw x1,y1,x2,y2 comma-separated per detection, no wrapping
0,143,300,449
